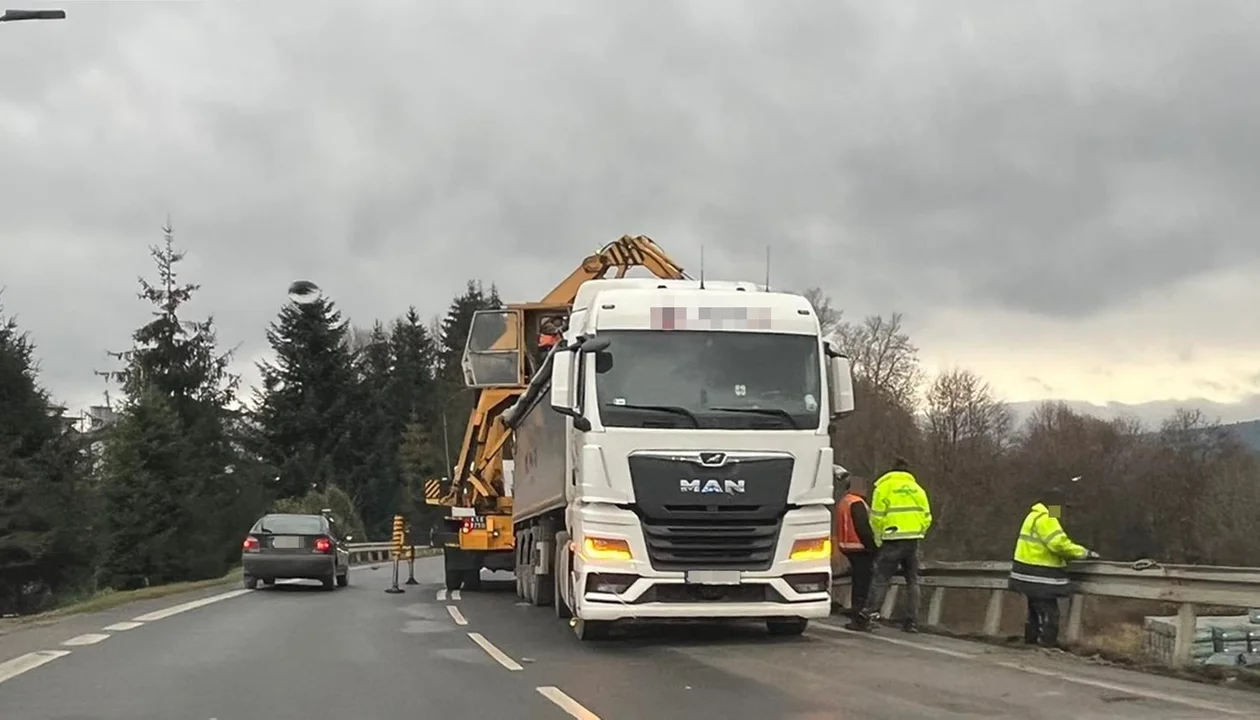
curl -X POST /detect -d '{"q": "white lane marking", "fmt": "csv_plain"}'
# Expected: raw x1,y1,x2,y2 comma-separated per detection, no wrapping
0,650,72,685
812,621,976,659
437,589,447,601
451,589,462,601
468,632,523,671
993,661,1250,716
537,686,602,719
62,633,110,647
102,621,144,632
447,605,468,626
815,621,1250,715
131,589,251,622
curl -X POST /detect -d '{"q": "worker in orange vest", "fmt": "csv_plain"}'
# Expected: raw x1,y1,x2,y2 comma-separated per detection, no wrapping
833,466,877,618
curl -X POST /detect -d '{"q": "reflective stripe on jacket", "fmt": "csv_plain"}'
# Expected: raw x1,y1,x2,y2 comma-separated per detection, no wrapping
835,493,868,552
868,470,932,545
1007,502,1089,598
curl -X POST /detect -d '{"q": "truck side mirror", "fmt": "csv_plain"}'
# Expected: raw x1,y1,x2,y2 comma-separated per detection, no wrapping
550,351,574,411
827,354,856,417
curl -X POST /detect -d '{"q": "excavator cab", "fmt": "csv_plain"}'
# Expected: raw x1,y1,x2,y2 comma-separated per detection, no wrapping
462,305,572,389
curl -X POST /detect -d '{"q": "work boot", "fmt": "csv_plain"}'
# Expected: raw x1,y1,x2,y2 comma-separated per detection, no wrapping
845,612,873,632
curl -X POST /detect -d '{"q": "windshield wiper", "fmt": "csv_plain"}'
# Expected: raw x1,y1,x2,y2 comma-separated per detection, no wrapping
605,403,700,428
708,406,801,430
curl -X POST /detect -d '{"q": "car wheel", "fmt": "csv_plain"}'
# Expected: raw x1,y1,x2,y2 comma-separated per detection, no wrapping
262,578,275,587
337,569,349,587
321,572,336,590
244,575,259,590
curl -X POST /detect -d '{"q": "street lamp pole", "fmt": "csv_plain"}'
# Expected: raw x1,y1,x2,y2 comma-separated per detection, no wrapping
0,9,67,23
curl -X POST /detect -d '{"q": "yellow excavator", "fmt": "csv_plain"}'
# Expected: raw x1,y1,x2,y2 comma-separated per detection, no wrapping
425,235,688,591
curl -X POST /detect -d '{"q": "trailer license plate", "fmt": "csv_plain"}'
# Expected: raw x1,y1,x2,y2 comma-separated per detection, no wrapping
685,570,740,585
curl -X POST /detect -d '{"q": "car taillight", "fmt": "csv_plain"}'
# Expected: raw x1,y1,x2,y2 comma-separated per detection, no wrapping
461,520,473,533
243,535,260,552
314,537,333,553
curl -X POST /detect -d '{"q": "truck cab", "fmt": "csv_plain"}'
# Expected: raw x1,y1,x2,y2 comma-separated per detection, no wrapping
538,279,855,638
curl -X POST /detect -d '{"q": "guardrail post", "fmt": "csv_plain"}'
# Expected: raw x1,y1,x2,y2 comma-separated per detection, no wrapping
1064,594,1085,644
926,587,946,627
1171,602,1197,667
982,589,1004,636
881,585,899,619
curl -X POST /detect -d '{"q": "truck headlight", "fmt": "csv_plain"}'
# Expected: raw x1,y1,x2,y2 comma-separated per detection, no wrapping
789,537,831,561
581,536,633,561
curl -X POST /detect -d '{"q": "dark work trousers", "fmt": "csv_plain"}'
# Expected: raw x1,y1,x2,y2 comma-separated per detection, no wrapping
843,551,875,616
1024,595,1061,646
861,539,921,625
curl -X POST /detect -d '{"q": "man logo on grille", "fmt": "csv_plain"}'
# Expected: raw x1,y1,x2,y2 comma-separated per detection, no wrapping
698,452,727,466
680,479,745,494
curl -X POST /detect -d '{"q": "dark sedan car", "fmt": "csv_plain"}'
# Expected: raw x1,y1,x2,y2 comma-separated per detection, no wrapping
241,513,352,590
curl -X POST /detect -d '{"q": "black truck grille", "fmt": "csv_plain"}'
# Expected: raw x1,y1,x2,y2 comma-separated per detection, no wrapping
642,515,781,571
627,452,794,572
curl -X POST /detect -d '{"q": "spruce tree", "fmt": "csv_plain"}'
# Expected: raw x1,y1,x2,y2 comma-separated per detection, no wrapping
0,302,94,613
253,289,361,500
99,223,243,587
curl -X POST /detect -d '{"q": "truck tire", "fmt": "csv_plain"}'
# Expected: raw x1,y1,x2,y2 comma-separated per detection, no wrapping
520,529,537,603
767,618,809,636
554,531,572,620
444,568,462,591
572,618,611,641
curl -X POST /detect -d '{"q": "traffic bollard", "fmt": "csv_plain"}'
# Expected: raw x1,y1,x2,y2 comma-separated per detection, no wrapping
385,555,404,594
405,543,418,585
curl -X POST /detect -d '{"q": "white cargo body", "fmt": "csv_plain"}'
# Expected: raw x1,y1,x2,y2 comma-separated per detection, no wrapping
509,277,856,640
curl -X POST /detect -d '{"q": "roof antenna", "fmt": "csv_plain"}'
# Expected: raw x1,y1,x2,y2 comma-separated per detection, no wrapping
699,245,706,289
764,246,771,291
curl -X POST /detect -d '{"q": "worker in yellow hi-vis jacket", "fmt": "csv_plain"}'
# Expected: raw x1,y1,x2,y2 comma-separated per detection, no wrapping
845,456,932,633
1008,487,1098,648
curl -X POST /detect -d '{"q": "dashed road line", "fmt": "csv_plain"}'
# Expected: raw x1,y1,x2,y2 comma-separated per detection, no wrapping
0,650,72,685
131,589,251,622
468,632,523,671
102,621,144,632
62,633,111,647
447,605,468,626
537,686,602,719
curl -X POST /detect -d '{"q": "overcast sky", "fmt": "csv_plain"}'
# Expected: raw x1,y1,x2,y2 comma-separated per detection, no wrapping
4,0,1260,425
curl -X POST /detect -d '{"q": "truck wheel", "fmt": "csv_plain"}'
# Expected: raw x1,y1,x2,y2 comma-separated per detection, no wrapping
767,618,808,636
554,531,572,620
444,568,462,591
572,618,611,641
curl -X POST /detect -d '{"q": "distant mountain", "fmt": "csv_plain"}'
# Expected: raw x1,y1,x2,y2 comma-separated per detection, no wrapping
1003,399,1260,453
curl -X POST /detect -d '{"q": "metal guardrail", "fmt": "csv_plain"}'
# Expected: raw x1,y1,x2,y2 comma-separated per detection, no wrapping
833,559,1260,667
346,542,440,566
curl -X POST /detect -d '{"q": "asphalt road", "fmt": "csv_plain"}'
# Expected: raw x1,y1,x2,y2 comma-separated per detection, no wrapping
1,556,1258,719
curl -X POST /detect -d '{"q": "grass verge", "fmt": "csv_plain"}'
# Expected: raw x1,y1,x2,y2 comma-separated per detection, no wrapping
0,567,243,636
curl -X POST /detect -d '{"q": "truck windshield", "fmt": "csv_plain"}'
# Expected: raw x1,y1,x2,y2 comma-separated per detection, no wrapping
593,330,821,430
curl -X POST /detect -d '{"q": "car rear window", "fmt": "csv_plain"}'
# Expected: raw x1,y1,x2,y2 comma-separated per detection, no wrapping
254,515,324,535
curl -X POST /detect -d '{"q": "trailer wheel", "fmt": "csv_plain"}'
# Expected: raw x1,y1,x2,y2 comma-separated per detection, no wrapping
554,531,572,620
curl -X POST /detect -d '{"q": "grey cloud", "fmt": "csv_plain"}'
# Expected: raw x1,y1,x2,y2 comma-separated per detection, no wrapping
2,0,1260,410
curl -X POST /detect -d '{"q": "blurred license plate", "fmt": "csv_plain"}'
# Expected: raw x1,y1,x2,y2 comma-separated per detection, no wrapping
272,536,300,549
685,570,740,585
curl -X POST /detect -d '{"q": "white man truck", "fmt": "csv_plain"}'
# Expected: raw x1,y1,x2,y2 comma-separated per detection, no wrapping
496,278,856,639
